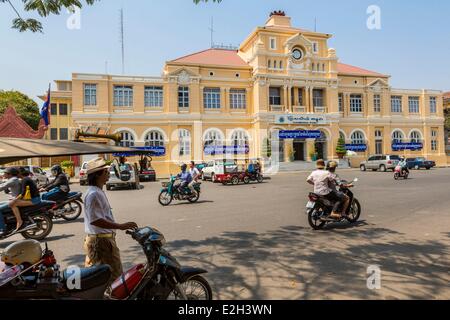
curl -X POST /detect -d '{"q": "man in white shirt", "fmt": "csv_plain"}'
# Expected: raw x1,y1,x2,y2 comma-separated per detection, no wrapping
306,159,342,219
83,158,138,284
188,161,200,197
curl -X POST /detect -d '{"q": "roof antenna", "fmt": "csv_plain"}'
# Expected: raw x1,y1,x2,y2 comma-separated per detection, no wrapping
209,16,215,48
119,8,125,74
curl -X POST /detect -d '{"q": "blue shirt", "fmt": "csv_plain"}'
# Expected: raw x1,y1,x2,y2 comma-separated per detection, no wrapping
178,171,192,183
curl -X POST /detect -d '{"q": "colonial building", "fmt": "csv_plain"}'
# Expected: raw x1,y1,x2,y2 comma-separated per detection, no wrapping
44,11,447,175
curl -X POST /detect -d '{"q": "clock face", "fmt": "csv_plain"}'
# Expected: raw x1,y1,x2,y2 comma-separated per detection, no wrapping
292,49,303,60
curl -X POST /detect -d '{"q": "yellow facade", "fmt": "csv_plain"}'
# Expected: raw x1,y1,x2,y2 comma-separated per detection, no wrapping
48,12,447,175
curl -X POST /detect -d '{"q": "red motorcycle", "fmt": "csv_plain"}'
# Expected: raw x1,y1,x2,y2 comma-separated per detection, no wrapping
394,165,409,180
0,226,212,300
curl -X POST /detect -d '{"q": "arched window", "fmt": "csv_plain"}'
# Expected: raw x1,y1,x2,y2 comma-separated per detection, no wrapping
144,130,164,147
204,129,223,148
279,61,283,69
118,131,135,147
231,130,249,147
312,63,315,71
268,60,272,69
322,64,325,72
392,130,404,143
409,131,421,143
351,131,365,145
179,129,191,156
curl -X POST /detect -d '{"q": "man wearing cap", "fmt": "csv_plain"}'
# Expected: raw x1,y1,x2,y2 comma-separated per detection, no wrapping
83,157,138,283
306,159,343,220
0,167,22,235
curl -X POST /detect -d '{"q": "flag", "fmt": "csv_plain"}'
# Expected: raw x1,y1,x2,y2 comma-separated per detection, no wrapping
40,84,51,127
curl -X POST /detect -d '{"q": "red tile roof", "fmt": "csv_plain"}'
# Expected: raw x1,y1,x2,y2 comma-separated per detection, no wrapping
443,92,450,99
170,48,387,77
169,49,249,67
337,63,387,77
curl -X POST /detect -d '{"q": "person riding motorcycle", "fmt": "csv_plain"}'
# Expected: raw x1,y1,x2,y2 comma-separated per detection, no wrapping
307,160,344,220
326,161,353,218
40,165,70,202
0,167,22,236
176,164,192,195
397,157,409,176
188,161,200,197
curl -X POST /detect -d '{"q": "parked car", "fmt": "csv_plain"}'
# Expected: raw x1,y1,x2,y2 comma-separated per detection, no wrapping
360,155,401,172
79,162,88,185
201,159,238,182
406,157,436,170
138,167,156,182
106,163,139,190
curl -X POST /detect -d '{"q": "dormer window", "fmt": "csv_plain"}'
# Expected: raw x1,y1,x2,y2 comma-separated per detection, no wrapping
270,37,277,50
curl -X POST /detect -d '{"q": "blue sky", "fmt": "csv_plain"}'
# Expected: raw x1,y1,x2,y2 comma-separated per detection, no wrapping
0,0,449,102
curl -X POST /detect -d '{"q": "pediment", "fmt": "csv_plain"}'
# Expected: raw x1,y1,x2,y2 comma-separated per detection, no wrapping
284,33,313,51
166,68,199,85
368,78,389,88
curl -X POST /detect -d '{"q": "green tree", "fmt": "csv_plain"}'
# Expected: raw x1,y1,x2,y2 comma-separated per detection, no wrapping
0,90,41,130
3,0,222,33
336,137,347,158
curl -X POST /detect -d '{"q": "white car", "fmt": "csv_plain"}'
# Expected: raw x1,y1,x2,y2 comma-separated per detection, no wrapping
201,160,238,182
106,163,139,190
79,162,88,186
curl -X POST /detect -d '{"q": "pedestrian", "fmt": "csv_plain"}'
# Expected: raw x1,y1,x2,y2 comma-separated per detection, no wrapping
83,157,138,285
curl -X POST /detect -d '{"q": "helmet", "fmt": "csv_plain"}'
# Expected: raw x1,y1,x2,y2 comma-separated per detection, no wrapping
1,240,42,266
180,163,187,171
4,167,19,176
51,165,63,176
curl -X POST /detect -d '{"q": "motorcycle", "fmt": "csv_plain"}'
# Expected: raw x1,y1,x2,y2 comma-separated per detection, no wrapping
306,178,361,230
158,176,201,206
394,165,409,180
0,226,212,300
42,190,83,221
243,171,264,184
0,201,55,241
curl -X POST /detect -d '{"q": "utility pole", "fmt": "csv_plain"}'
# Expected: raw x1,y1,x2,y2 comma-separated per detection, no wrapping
208,17,214,48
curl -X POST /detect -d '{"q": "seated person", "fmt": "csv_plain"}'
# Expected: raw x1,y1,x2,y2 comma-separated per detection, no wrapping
176,164,192,194
40,165,70,202
398,158,409,175
0,167,22,236
247,162,255,174
9,167,41,231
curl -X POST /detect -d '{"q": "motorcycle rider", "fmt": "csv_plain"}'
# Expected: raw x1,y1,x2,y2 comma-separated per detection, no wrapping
188,161,200,197
398,157,409,176
176,164,192,195
40,165,70,202
326,161,353,218
9,167,42,232
306,159,343,220
0,167,22,236
83,158,138,285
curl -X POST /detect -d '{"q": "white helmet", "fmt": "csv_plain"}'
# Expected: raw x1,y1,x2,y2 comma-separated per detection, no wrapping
1,240,42,266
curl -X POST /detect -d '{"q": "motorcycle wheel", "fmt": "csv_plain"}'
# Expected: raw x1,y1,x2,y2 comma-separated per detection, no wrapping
307,208,326,230
158,191,173,206
231,176,240,185
166,275,213,300
61,201,82,221
243,176,250,184
187,192,200,203
346,199,361,223
256,174,264,183
394,173,399,180
22,214,53,240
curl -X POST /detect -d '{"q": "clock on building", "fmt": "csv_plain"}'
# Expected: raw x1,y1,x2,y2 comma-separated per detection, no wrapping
292,49,303,60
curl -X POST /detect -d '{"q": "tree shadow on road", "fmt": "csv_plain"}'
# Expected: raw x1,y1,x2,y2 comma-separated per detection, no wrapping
0,234,76,249
118,224,449,300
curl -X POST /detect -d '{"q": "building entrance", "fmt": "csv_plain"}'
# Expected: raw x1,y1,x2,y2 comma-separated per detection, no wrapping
293,141,305,161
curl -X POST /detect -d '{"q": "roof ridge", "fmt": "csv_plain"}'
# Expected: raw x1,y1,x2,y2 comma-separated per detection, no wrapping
170,48,237,63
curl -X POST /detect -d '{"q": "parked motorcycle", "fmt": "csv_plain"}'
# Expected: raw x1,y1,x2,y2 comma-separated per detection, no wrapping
394,165,409,180
43,191,83,221
0,226,212,300
0,201,55,241
158,176,201,206
306,178,361,230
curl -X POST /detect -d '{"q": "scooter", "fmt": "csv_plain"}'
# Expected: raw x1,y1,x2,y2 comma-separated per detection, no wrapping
158,176,201,206
0,226,212,300
42,190,83,221
0,201,55,241
306,178,361,230
394,165,409,180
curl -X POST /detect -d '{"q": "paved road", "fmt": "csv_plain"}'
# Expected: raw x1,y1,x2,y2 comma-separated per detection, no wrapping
1,168,449,299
